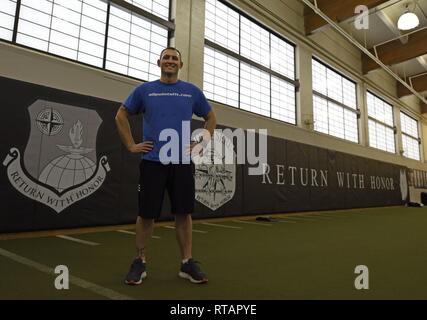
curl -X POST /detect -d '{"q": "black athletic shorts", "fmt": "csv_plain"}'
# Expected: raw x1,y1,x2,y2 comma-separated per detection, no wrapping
138,160,195,219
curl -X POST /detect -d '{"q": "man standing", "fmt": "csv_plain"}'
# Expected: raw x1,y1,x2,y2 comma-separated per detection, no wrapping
115,47,216,285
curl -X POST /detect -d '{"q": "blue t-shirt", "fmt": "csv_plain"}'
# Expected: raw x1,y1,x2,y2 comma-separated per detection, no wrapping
123,80,211,163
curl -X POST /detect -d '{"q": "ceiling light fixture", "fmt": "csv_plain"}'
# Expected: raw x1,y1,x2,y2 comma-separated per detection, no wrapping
397,4,420,30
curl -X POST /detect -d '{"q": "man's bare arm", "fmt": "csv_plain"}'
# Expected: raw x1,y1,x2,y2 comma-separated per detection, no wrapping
189,110,217,157
203,110,217,138
115,105,153,154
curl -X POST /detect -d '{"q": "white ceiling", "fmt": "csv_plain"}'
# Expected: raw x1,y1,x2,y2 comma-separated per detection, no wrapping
337,0,427,95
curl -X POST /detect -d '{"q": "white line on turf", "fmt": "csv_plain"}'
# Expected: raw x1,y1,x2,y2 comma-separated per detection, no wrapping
201,222,242,229
116,230,160,239
232,220,272,227
303,214,334,220
314,213,349,218
163,225,208,234
56,235,100,246
282,216,319,221
0,247,133,300
117,230,136,235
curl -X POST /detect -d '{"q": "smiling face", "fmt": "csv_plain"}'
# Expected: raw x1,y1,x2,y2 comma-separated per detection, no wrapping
158,48,183,78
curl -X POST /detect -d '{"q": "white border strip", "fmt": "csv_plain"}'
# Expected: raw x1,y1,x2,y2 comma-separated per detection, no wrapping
117,230,136,235
163,226,208,234
116,230,160,239
282,216,318,222
201,222,242,230
303,214,334,220
233,220,272,227
0,247,133,300
56,235,100,246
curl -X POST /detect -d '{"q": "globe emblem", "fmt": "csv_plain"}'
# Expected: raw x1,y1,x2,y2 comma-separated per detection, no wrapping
39,154,96,192
39,120,95,192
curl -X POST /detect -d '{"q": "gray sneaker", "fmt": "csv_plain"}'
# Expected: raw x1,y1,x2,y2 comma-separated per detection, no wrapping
125,258,147,285
178,259,208,284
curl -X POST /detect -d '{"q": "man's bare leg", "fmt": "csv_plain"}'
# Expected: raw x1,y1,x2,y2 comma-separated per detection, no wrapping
125,216,154,285
175,214,208,283
175,214,192,260
135,216,155,261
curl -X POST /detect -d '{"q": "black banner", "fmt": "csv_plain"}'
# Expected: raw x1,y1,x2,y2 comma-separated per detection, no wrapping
242,136,406,215
0,76,141,232
0,77,407,232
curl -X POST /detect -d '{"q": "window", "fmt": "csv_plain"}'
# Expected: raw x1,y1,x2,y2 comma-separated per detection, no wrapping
17,0,108,66
3,0,172,81
106,3,168,81
204,46,239,107
400,112,420,161
412,169,427,188
312,58,358,143
204,0,297,125
0,0,17,41
366,92,395,153
124,0,169,20
240,62,270,117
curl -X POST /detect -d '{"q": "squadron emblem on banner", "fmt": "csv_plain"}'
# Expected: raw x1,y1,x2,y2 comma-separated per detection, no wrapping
3,99,110,213
193,130,236,211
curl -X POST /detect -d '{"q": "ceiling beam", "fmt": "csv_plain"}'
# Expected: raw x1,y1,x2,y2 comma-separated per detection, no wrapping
362,28,427,73
418,56,427,70
373,9,427,102
304,0,389,35
397,73,427,98
421,102,427,114
376,10,407,44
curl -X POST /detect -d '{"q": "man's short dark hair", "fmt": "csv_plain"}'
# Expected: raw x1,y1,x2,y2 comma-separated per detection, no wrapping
159,47,182,61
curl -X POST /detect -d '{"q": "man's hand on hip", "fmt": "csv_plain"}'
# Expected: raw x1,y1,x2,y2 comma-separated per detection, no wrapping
129,141,154,154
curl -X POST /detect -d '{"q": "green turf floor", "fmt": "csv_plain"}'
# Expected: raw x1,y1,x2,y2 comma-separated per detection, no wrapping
1,206,427,299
